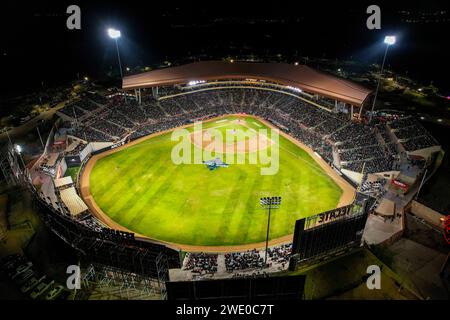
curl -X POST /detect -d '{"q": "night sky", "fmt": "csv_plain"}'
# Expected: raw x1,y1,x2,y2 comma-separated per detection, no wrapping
2,1,449,96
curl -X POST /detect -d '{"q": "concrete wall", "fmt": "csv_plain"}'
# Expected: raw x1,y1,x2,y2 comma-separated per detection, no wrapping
341,168,363,185
410,200,445,230
90,142,114,152
408,145,442,161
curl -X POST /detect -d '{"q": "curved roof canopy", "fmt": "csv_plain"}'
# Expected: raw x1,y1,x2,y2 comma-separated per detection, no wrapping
122,61,372,106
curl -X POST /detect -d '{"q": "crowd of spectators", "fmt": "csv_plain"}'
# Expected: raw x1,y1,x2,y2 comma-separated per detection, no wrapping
402,135,439,152
388,116,439,151
79,216,104,232
267,243,292,265
360,177,386,195
343,156,396,173
225,249,264,271
183,253,218,274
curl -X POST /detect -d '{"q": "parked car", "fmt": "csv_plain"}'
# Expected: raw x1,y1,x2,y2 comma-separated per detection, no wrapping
14,268,35,286
45,284,65,300
21,275,46,293
30,280,54,299
10,262,33,279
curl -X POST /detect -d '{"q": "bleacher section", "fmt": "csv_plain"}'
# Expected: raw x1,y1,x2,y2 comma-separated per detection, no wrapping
59,187,88,217
57,88,439,174
388,116,439,152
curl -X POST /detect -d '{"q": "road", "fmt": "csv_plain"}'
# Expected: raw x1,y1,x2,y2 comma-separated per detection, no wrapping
0,102,66,143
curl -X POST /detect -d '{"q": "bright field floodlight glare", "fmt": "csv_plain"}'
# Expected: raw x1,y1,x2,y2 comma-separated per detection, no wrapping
108,28,121,39
384,35,396,45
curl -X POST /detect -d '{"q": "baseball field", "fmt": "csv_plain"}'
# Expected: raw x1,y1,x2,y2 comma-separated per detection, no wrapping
81,115,354,250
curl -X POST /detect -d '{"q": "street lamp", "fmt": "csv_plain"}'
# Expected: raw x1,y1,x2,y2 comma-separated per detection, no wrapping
260,196,282,267
370,35,396,122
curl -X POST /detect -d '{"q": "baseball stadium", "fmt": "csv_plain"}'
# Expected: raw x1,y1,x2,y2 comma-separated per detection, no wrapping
71,61,368,251
3,1,450,305
2,60,446,300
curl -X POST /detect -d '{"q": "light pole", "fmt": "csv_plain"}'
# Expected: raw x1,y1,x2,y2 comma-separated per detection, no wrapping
36,125,44,149
260,196,282,267
370,35,396,123
107,28,126,102
14,144,26,169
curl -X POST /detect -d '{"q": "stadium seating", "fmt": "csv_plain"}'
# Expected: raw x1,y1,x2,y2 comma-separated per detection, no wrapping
64,88,438,173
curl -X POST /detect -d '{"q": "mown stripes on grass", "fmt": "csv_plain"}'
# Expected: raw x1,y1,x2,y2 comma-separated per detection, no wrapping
89,117,342,246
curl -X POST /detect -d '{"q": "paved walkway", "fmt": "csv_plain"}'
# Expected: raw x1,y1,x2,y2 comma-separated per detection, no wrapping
386,238,448,299
363,213,402,245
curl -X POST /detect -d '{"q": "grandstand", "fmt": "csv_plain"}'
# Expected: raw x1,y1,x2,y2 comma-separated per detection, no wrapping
50,62,441,183
65,88,399,177
59,187,88,217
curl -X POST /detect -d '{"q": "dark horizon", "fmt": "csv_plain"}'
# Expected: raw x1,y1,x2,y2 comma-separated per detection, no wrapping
2,1,450,96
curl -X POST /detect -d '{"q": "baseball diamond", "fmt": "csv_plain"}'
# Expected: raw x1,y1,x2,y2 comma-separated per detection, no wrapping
80,115,355,251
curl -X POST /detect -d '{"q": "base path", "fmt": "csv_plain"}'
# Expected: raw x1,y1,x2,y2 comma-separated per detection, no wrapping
79,114,355,253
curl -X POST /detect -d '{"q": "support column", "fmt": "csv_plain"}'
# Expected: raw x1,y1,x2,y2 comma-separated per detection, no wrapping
138,88,142,105
358,103,364,119
350,105,354,120
152,86,159,99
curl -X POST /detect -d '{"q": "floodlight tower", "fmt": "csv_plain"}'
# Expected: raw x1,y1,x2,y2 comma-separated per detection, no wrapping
107,28,127,102
260,196,282,266
370,35,396,122
14,144,26,169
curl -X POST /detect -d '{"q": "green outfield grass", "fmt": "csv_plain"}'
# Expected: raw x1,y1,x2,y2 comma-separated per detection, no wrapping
89,116,343,246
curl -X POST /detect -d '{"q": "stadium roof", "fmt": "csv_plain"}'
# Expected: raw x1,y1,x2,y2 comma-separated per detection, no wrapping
122,61,372,106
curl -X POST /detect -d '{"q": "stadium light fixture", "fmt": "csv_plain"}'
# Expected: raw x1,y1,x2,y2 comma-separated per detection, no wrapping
370,35,397,123
384,35,396,46
15,144,22,154
260,196,282,266
107,28,121,39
